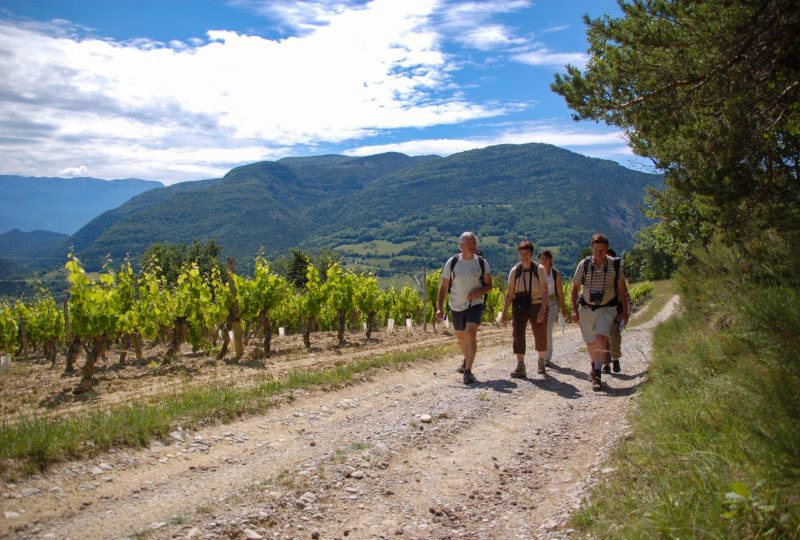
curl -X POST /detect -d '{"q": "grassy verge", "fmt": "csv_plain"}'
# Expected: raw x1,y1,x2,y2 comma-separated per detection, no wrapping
0,343,456,480
628,279,675,328
571,244,800,538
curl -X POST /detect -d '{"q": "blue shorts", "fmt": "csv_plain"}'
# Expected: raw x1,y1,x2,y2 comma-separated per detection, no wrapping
451,303,484,331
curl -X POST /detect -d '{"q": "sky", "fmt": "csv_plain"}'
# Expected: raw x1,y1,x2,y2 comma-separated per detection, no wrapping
0,0,649,184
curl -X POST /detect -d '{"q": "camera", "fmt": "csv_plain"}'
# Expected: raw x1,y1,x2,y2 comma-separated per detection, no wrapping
512,293,531,309
589,290,604,304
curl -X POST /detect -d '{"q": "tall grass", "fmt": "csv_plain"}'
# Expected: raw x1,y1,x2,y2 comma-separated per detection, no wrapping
572,233,800,538
0,344,455,479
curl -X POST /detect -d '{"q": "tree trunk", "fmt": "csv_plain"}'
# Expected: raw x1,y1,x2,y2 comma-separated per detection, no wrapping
227,258,244,359
65,338,81,373
337,311,346,345
243,320,251,346
16,317,28,359
216,324,230,360
366,311,376,339
260,311,273,357
133,332,143,360
302,320,312,349
46,339,58,367
74,336,101,394
165,317,186,361
119,334,132,365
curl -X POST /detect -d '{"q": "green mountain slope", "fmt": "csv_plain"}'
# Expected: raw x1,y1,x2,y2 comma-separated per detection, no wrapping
0,229,69,271
66,144,661,274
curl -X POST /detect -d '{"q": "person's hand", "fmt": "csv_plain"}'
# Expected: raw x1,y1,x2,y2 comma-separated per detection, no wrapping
536,310,546,324
500,311,508,327
561,308,568,319
571,311,579,323
466,288,483,301
435,309,445,321
621,311,629,325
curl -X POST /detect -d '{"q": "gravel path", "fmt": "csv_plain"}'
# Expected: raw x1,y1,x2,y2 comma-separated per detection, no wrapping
1,297,679,540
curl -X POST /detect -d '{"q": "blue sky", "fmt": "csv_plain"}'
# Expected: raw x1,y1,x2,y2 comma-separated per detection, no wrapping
0,0,647,184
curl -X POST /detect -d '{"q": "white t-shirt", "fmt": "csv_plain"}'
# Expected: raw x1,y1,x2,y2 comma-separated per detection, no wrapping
442,254,490,312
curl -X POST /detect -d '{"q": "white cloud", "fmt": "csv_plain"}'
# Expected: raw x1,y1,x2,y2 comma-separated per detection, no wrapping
513,47,588,68
57,165,89,177
0,1,506,181
542,24,570,34
344,123,632,160
435,0,530,50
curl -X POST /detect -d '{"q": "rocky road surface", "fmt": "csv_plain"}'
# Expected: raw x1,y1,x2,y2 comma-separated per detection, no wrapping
1,297,679,540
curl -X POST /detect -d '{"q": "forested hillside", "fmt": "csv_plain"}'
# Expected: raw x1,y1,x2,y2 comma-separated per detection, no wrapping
68,143,660,273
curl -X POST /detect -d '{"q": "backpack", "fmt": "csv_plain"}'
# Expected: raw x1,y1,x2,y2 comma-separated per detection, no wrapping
580,256,621,306
447,253,487,304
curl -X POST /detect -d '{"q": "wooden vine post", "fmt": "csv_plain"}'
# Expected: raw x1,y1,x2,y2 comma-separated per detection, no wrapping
422,267,428,332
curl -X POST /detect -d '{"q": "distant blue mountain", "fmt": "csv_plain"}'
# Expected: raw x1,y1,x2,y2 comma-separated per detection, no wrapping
0,176,163,235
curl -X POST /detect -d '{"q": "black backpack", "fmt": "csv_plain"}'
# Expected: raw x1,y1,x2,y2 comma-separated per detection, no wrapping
447,253,487,304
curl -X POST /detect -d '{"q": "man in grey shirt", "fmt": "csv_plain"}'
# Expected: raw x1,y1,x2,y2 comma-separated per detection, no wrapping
436,232,493,384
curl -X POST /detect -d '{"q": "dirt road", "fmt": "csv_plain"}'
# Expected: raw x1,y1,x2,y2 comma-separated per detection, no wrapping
1,297,678,540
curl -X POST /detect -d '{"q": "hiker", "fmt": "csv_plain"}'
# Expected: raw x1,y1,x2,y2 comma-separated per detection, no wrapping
570,234,629,391
499,240,549,377
602,248,628,374
539,250,569,367
436,232,493,385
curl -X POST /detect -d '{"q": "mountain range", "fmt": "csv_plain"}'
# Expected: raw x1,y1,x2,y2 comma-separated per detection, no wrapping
1,143,662,294
0,176,162,235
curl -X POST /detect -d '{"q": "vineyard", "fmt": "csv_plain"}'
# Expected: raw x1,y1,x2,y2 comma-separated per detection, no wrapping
0,254,652,402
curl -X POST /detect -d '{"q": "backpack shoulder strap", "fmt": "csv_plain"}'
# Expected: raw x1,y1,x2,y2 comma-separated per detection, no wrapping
581,256,591,284
446,255,459,293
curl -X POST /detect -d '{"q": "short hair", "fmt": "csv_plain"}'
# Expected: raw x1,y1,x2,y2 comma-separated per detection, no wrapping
591,233,609,246
539,249,553,260
517,239,534,252
607,248,617,257
459,231,477,244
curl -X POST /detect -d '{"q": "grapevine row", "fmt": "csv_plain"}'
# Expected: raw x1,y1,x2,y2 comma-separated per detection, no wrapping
0,255,506,393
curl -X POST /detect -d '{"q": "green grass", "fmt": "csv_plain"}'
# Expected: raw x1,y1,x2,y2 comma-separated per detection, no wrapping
0,344,455,479
571,285,800,538
628,279,675,328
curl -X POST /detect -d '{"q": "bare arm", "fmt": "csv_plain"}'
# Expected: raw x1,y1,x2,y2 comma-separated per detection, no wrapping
500,273,514,326
570,282,580,323
467,272,493,301
618,277,629,324
556,272,568,317
435,278,449,320
536,264,548,323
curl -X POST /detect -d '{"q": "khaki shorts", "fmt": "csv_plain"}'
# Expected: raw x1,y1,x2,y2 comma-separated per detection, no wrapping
578,305,617,343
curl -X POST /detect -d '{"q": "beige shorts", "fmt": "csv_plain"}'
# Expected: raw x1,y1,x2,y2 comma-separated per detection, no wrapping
578,305,617,343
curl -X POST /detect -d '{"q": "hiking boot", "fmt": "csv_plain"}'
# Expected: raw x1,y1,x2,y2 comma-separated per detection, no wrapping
510,363,527,379
457,360,466,374
602,363,611,375
537,357,546,374
591,369,603,391
463,370,477,385
612,358,621,373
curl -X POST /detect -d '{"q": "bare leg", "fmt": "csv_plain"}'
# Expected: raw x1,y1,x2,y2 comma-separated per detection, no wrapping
587,335,609,371
462,323,479,370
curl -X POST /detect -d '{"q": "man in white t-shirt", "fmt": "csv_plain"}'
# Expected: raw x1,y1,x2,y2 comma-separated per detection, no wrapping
436,232,493,385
